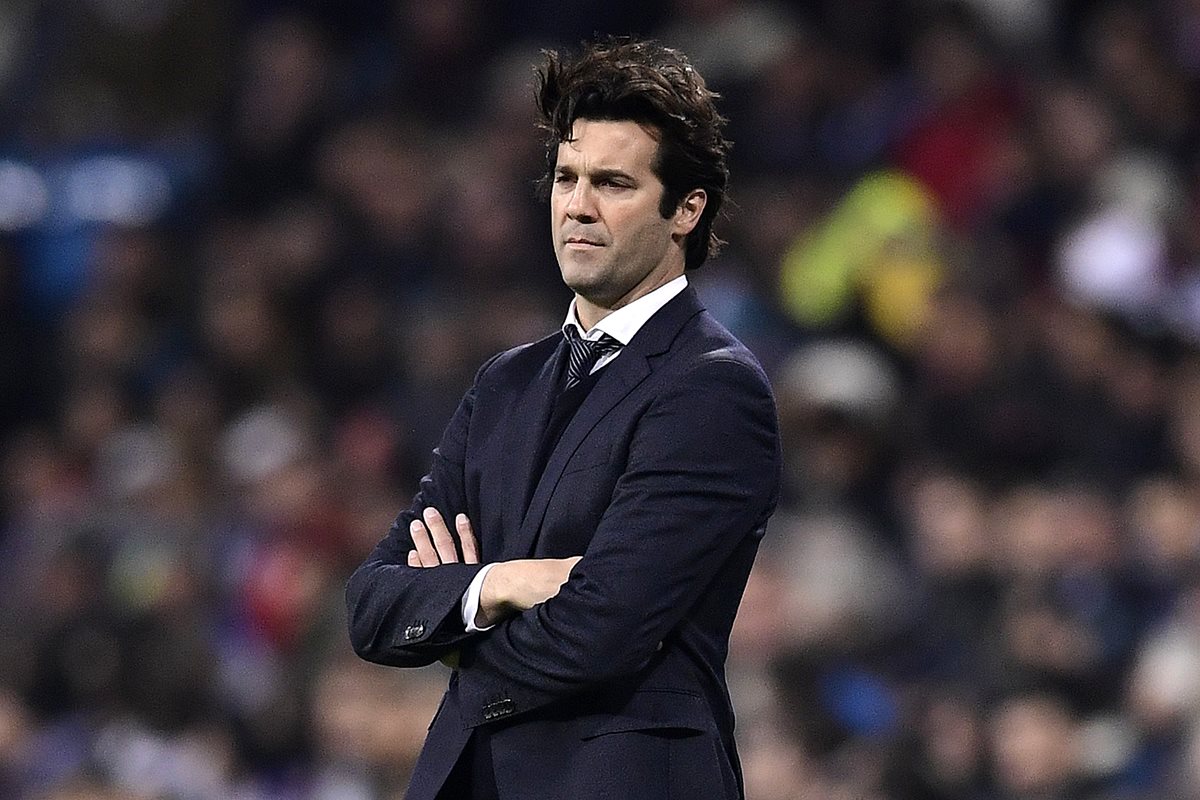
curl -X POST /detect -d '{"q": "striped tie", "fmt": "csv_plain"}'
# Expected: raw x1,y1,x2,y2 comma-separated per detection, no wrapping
563,327,621,390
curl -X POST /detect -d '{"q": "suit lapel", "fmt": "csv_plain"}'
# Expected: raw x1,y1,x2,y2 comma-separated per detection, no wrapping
496,336,566,559
511,287,706,557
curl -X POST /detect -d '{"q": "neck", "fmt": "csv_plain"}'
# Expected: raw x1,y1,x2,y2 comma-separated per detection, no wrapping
573,299,608,332
574,268,685,332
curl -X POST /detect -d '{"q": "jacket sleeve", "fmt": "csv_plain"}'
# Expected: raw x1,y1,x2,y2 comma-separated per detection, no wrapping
453,353,782,724
344,356,499,668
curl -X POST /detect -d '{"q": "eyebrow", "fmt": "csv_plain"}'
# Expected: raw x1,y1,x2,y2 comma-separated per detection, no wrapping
555,165,637,183
592,168,635,182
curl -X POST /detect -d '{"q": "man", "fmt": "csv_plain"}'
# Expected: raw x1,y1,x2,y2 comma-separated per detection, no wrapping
346,37,781,800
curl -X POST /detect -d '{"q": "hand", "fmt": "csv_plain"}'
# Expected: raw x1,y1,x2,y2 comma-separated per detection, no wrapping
407,508,480,567
406,509,479,669
477,556,582,627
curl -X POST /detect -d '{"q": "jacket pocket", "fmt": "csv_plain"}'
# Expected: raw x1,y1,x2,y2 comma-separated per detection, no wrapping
560,448,616,476
560,428,617,476
577,689,709,740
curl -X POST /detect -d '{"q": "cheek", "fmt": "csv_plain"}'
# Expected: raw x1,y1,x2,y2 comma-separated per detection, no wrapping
623,214,673,257
610,204,653,239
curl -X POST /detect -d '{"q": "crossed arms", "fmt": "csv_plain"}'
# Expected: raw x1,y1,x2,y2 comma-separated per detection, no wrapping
405,506,578,629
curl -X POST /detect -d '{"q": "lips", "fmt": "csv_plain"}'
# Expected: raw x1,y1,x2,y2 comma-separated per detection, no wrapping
564,233,604,247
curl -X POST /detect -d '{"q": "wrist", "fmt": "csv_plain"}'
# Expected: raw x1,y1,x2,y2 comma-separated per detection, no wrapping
478,561,512,627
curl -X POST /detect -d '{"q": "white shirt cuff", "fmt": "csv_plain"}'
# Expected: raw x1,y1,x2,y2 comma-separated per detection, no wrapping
462,563,498,632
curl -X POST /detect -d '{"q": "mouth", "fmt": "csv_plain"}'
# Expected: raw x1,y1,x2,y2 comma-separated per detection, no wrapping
564,235,604,249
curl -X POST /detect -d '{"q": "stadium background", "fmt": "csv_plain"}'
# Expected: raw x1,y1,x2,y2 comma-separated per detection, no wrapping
2,0,1200,797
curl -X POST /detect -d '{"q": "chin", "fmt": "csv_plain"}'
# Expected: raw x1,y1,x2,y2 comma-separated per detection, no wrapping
561,274,614,306
559,261,604,293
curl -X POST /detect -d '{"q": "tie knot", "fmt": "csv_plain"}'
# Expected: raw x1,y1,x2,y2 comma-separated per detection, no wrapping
563,327,621,390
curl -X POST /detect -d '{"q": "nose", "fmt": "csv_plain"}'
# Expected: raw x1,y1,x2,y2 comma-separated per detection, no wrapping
565,182,598,223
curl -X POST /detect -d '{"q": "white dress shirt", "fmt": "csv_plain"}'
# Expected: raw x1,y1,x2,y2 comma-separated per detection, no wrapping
460,275,689,631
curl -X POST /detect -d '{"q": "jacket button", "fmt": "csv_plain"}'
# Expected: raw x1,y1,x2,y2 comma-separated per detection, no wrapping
403,623,426,641
482,698,515,722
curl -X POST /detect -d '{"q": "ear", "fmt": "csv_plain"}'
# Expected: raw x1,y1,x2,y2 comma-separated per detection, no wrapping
672,189,707,238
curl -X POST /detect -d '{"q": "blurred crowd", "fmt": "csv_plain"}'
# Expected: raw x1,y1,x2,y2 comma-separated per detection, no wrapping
3,0,1200,798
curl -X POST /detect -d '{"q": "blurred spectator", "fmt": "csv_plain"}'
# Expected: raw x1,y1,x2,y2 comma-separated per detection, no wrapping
987,693,1083,798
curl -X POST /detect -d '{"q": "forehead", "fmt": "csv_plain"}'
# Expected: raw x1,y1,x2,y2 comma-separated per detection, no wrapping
555,118,660,173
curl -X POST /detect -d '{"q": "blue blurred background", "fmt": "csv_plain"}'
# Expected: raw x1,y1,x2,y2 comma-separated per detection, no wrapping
3,1,1200,798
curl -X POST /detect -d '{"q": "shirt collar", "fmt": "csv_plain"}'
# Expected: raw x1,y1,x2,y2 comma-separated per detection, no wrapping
562,275,689,345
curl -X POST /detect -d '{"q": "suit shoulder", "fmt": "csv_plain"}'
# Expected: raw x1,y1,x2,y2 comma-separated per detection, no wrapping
678,311,772,388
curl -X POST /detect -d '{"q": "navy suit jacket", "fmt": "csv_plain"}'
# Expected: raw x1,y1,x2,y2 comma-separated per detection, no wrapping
346,287,781,799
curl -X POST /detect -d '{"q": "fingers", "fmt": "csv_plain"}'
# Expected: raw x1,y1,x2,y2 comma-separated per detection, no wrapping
423,507,459,564
408,509,480,567
409,519,439,567
457,514,480,564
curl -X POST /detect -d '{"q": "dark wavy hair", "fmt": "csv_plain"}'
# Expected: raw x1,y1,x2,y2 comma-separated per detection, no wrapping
535,38,731,271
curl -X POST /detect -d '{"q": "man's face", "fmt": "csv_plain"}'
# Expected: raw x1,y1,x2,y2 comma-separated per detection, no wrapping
551,118,694,325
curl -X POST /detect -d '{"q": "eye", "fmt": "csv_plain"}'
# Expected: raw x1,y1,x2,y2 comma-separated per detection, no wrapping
553,173,576,185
